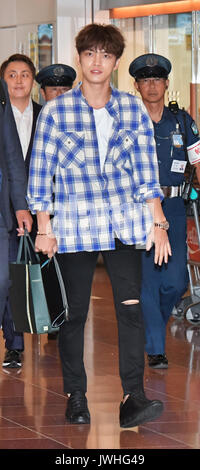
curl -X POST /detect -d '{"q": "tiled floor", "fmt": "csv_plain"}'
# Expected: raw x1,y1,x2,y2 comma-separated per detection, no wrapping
0,264,200,456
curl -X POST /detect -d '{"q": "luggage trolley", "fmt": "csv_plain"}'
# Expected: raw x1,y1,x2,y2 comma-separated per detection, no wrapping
172,182,200,325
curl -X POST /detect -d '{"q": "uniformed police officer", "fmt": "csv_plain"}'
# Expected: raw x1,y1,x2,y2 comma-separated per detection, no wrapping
36,63,76,102
129,53,200,369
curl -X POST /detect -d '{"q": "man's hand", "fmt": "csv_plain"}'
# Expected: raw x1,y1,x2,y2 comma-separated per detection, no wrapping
35,234,58,258
16,210,33,234
146,226,172,265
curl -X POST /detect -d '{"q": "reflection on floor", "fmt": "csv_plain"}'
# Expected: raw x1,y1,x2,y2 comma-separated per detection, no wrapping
0,265,200,450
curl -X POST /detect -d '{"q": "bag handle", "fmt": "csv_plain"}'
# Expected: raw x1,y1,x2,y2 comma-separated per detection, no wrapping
17,235,25,264
16,229,40,264
41,255,69,325
53,256,69,320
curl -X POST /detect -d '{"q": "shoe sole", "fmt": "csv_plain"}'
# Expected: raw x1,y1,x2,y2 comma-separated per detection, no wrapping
149,363,168,369
120,401,164,428
2,362,21,368
65,409,90,425
65,415,90,425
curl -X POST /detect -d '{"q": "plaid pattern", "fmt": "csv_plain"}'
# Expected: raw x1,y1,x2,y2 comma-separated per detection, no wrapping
27,84,163,253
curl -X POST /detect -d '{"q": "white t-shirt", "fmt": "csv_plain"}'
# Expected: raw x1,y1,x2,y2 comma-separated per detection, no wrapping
93,107,114,172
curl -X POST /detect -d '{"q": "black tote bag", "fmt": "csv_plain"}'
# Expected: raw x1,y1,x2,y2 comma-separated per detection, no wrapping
9,231,68,334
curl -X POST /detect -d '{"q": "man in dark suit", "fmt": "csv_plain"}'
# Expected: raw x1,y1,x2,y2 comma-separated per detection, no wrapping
0,54,42,172
0,54,41,367
0,78,32,358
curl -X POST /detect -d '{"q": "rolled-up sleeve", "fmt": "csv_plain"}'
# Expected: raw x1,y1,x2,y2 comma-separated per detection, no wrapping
131,100,164,203
27,104,58,214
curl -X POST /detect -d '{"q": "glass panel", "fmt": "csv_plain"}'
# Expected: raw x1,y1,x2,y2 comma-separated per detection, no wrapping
38,24,54,70
15,22,54,104
153,13,192,111
112,17,149,93
35,24,54,103
196,11,200,129
112,12,200,129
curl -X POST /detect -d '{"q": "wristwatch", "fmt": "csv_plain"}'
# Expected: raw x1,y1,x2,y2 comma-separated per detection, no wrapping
154,220,169,230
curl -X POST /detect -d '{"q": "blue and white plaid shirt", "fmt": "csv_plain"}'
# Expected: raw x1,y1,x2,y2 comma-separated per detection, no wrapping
27,84,163,253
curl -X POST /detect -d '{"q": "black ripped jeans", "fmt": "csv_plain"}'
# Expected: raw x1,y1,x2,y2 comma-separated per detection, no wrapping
57,239,145,396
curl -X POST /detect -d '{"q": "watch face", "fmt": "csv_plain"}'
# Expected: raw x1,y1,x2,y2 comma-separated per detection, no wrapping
155,221,169,230
161,221,169,230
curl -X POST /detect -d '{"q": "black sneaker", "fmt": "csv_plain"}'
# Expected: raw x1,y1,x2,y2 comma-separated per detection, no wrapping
148,354,168,369
2,350,22,368
120,391,163,428
65,391,90,424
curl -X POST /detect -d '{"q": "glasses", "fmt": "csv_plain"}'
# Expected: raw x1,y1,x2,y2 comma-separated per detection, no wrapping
137,77,166,86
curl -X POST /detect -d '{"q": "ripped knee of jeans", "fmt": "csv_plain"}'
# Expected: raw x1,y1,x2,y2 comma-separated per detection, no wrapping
121,299,139,305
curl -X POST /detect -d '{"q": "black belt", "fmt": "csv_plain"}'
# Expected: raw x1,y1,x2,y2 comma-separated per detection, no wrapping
160,186,182,198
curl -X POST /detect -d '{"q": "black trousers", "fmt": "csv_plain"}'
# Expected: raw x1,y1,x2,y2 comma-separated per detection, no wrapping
57,239,145,396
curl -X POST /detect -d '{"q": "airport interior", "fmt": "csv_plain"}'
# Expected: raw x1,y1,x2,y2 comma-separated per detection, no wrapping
0,0,200,456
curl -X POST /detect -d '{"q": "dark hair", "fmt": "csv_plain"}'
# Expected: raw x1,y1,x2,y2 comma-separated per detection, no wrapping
75,23,125,59
0,53,36,79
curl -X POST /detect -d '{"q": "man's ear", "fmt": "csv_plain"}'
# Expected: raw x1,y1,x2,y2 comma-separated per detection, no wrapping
134,80,139,92
113,58,120,72
76,53,81,67
40,88,46,101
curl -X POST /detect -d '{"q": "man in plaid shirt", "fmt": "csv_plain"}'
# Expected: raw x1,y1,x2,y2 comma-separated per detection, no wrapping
27,23,171,428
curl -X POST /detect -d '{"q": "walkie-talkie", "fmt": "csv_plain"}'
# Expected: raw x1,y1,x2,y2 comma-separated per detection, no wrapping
168,100,179,115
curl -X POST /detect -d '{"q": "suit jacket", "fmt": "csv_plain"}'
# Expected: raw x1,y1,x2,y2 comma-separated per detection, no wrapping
9,100,42,234
25,100,42,175
0,79,28,231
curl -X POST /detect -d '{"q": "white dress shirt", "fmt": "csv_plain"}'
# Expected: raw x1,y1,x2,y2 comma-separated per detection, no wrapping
12,98,33,159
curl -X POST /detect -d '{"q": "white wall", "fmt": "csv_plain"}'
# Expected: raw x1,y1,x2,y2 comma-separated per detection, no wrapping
0,0,55,26
0,0,16,27
0,0,104,71
56,0,102,78
16,0,56,25
0,0,56,63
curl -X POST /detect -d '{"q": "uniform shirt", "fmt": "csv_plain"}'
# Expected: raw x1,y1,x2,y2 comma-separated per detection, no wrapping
12,98,33,160
27,83,163,253
154,106,199,187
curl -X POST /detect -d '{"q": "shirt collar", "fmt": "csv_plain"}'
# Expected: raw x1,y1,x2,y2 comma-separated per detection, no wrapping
12,97,33,116
74,82,120,117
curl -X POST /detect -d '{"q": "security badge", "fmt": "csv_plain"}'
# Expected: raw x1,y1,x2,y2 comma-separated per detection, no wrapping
171,123,184,148
53,66,65,77
170,125,186,173
171,160,187,173
146,56,158,66
171,133,183,147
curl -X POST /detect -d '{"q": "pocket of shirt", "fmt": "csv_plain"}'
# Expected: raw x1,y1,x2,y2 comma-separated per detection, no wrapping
58,131,85,169
112,130,134,169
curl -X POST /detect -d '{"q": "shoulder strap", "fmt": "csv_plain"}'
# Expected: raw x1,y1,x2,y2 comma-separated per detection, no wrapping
168,101,196,192
169,101,188,155
0,80,6,109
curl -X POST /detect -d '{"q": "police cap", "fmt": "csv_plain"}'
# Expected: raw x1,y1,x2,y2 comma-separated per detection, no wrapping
129,53,171,80
35,64,76,88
